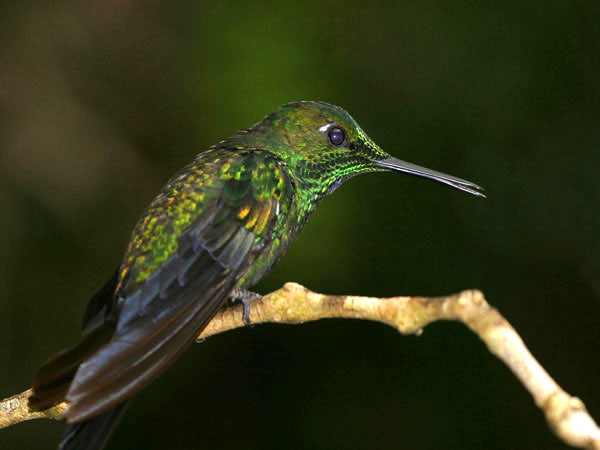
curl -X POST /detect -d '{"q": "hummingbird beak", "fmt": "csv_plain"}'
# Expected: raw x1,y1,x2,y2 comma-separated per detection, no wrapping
373,156,486,197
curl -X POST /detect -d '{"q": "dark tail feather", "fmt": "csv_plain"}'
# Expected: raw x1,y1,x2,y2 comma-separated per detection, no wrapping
81,270,119,334
29,321,115,410
59,402,129,450
29,270,119,411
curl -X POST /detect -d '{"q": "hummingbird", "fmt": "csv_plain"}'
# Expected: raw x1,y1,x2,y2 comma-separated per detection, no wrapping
29,101,484,450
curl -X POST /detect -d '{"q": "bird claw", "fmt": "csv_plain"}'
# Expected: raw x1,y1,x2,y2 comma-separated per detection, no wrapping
229,288,261,325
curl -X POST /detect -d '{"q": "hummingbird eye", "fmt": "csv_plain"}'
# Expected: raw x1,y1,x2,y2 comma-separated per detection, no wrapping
328,126,346,146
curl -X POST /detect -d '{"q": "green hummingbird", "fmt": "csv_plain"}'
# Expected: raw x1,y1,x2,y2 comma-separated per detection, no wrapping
29,101,484,450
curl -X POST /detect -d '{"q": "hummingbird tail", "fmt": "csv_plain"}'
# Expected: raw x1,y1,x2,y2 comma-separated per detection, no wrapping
29,321,115,410
29,271,119,411
59,401,129,450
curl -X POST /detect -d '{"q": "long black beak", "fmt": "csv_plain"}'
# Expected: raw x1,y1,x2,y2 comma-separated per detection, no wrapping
374,156,485,197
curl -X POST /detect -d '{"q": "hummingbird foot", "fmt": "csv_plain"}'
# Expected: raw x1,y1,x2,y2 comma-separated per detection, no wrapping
229,288,262,325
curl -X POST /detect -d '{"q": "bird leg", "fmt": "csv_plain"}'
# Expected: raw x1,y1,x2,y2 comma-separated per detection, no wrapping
229,288,262,325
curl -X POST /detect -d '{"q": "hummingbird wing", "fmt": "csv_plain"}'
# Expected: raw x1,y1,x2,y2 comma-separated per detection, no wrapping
37,149,293,423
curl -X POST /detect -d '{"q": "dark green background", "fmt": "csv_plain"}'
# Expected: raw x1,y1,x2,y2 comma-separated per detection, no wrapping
1,2,599,449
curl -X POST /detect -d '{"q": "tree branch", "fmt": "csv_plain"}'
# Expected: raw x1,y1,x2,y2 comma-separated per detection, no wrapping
1,283,599,449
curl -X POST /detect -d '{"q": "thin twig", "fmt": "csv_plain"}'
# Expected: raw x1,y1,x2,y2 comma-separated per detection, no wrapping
1,283,599,449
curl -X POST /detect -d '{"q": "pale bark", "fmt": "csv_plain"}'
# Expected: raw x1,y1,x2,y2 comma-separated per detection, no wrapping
1,283,599,449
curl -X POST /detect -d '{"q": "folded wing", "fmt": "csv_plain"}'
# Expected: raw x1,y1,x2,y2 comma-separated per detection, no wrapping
33,150,293,423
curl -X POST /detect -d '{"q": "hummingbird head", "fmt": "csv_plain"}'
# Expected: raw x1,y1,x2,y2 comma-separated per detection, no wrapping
236,101,484,199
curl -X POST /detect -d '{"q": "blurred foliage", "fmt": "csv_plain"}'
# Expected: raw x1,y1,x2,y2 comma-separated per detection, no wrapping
1,1,599,449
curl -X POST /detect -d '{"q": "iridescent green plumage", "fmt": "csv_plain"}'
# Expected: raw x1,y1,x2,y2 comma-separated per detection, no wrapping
121,101,391,291
30,101,484,450
121,149,290,286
